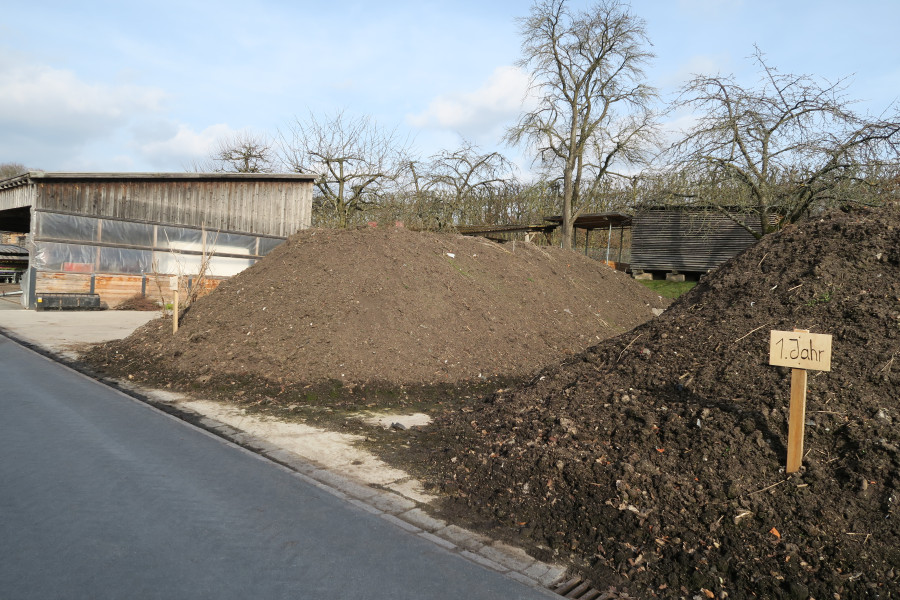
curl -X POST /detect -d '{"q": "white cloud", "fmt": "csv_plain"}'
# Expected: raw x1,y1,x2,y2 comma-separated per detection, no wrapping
135,123,237,169
0,54,167,168
407,65,531,140
0,53,247,171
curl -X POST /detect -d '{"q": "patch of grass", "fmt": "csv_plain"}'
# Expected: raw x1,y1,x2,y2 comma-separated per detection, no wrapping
805,291,832,307
638,279,697,299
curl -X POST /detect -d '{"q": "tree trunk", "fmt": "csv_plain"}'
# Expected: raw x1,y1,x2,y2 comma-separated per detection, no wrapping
561,163,575,251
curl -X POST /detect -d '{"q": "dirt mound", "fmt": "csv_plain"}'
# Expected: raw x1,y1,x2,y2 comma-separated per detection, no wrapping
419,207,900,598
115,294,161,311
89,226,667,388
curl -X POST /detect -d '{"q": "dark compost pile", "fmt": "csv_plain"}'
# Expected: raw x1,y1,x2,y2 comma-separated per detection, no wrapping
416,207,900,599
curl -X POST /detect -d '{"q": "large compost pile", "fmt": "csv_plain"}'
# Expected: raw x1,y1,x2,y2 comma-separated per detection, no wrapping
416,207,899,599
87,226,667,389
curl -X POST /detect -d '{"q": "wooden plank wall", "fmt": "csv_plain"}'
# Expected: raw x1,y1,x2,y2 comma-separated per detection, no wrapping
96,275,149,307
35,272,91,294
630,209,761,274
36,271,225,308
0,184,34,212
33,179,312,238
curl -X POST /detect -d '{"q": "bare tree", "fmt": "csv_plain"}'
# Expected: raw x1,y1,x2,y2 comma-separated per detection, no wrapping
670,47,900,237
506,0,658,250
426,140,516,226
191,131,276,173
0,162,32,179
281,111,408,228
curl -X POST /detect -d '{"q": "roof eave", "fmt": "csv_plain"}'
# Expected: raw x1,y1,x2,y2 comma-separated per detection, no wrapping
17,171,317,183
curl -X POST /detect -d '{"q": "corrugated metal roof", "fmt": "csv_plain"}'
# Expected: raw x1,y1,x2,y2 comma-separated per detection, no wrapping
457,223,557,235
544,212,632,230
0,244,28,256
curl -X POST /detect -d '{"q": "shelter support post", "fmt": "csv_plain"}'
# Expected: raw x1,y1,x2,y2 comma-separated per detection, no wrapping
605,223,612,264
618,226,624,263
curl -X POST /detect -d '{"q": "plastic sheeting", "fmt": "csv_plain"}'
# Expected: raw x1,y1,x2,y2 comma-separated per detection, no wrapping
156,229,262,257
153,252,255,277
98,247,153,274
31,211,283,276
100,219,154,247
209,231,258,255
18,267,31,307
158,229,259,256
158,226,203,252
31,241,255,277
33,242,96,272
35,212,282,255
38,213,97,242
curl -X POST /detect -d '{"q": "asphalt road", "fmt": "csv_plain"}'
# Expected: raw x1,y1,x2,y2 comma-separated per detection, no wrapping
0,335,555,599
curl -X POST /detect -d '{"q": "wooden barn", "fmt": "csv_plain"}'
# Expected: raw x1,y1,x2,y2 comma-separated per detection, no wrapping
630,207,763,279
0,172,315,308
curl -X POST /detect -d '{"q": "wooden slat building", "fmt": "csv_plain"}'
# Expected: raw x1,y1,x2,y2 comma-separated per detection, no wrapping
630,207,763,277
0,172,315,308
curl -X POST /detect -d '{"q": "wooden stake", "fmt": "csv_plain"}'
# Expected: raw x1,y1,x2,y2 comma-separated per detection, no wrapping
170,276,180,335
173,288,179,334
786,327,809,473
786,366,807,473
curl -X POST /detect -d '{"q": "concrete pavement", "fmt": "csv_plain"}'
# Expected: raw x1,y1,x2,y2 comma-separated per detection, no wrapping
0,308,569,596
0,338,560,599
0,300,158,358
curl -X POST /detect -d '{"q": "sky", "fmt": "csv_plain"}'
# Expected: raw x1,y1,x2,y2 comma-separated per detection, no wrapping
2,0,898,174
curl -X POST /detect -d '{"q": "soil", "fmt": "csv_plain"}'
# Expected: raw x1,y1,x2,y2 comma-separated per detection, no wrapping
81,209,900,599
115,294,161,311
85,226,667,389
409,206,900,599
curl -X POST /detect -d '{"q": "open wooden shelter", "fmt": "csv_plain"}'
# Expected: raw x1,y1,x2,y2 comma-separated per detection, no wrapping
544,212,632,267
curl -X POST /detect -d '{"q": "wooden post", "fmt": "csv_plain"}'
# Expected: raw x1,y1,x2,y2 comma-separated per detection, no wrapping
769,328,831,474
172,288,179,334
605,222,612,264
170,276,179,334
787,328,809,473
617,225,625,264
787,366,808,473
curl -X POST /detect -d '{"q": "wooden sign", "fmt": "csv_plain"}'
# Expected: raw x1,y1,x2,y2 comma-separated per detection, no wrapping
769,329,832,473
769,330,832,371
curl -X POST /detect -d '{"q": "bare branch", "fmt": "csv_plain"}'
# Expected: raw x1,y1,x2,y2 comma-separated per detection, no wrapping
192,131,276,174
279,110,409,228
666,50,900,233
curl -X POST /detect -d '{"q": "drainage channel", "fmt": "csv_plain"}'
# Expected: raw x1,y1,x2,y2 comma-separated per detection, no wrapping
552,577,634,599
